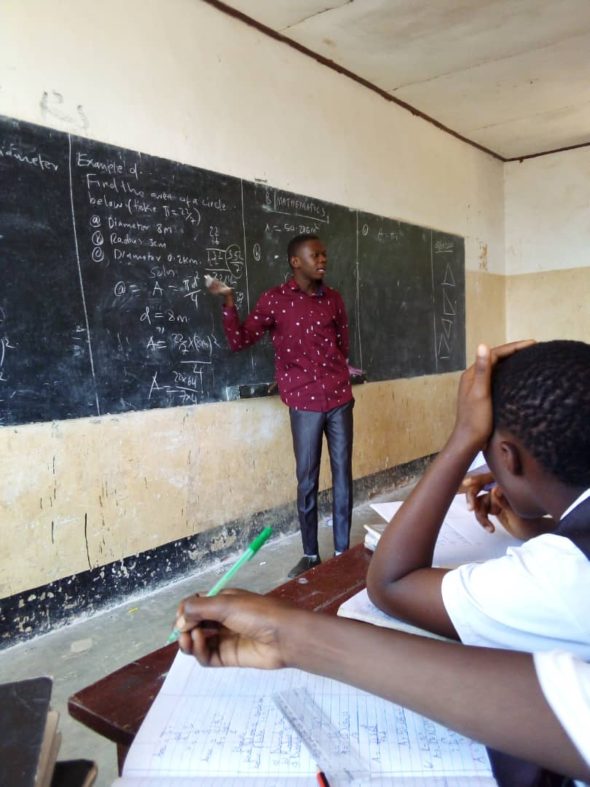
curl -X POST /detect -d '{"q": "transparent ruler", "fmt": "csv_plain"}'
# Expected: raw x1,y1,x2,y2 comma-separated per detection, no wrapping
274,687,498,787
273,687,372,786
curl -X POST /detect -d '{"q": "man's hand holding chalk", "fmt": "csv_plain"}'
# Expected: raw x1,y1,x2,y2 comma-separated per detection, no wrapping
204,274,234,305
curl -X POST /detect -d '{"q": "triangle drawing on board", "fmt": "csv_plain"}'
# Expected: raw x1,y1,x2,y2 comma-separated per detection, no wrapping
442,289,456,316
442,318,453,339
442,264,456,287
438,332,451,359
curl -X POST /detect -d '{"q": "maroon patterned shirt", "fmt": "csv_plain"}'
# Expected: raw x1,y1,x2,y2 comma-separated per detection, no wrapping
222,278,352,412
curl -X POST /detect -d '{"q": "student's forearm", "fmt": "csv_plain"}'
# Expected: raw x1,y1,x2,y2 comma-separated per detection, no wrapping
366,429,480,634
283,612,589,781
222,300,269,351
368,429,478,581
179,593,588,780
369,342,531,601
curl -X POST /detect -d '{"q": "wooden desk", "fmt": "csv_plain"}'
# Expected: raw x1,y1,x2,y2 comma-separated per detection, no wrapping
68,544,372,772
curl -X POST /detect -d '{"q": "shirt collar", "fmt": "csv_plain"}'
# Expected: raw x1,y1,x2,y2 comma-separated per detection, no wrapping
287,276,325,297
560,488,590,521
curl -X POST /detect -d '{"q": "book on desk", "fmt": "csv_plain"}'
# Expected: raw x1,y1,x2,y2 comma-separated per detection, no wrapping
0,676,97,787
113,649,496,786
0,676,59,787
343,494,522,635
110,497,514,785
110,494,519,786
362,494,520,559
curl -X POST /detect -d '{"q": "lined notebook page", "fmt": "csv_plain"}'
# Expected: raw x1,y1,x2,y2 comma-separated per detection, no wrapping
370,495,521,567
114,780,496,786
113,779,311,786
115,650,496,785
338,587,449,641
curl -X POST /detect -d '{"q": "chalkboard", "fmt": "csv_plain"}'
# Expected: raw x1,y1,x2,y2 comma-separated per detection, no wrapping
357,215,465,378
0,115,465,427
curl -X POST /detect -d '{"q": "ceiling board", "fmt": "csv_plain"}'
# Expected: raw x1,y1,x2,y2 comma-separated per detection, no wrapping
217,0,590,158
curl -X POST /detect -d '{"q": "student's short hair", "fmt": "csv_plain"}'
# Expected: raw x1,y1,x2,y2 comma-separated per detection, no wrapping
492,340,590,486
287,234,320,265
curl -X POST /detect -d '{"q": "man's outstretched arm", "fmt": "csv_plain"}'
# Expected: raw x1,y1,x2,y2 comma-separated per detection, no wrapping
206,276,273,351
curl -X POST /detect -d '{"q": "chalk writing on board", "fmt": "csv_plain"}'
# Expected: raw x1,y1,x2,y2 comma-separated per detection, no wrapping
0,335,15,375
0,307,16,423
269,190,329,224
0,115,465,426
433,237,458,363
69,143,251,409
0,142,59,171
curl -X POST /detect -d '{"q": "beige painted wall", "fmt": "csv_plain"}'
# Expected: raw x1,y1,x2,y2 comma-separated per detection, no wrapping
506,267,590,343
1,372,464,596
0,0,506,599
504,148,590,343
466,270,506,357
505,148,590,275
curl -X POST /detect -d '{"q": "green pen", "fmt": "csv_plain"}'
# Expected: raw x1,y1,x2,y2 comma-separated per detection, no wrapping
166,526,273,644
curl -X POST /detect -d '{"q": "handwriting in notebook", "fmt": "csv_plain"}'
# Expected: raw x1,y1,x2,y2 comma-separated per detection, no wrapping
118,653,493,784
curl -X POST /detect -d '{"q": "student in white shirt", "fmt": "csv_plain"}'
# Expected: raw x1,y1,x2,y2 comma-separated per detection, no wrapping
366,340,590,656
534,649,590,775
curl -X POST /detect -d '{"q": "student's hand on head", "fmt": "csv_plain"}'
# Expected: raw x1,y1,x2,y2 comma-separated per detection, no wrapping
453,344,494,449
174,590,297,670
454,341,535,450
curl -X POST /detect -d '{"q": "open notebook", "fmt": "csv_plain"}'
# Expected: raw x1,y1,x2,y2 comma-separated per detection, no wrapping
364,494,521,562
342,495,522,634
113,650,496,786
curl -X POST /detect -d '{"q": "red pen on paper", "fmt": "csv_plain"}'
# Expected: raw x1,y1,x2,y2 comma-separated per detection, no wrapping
316,772,330,787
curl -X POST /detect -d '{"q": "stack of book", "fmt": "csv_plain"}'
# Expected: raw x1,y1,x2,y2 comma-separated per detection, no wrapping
0,676,60,787
363,521,387,551
0,676,97,787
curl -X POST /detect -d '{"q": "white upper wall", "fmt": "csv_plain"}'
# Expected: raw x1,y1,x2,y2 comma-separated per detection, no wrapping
0,0,505,274
505,147,590,275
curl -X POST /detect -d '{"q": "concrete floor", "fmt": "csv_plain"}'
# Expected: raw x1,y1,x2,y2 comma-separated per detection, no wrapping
0,483,413,787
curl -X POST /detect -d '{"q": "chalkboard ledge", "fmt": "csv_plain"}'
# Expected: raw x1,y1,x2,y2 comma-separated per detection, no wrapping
224,383,277,400
224,375,365,401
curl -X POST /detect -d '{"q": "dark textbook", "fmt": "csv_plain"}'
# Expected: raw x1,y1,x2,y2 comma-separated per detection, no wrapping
0,676,60,787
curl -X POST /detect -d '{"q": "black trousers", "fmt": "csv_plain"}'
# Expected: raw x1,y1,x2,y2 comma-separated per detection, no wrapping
289,400,354,556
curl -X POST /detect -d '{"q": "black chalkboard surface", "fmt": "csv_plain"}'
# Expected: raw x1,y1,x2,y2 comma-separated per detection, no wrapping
0,115,465,427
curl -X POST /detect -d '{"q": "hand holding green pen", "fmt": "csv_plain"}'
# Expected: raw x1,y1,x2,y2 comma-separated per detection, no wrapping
166,526,273,644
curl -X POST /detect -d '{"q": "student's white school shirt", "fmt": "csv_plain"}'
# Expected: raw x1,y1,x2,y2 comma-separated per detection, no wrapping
441,490,590,658
534,650,590,781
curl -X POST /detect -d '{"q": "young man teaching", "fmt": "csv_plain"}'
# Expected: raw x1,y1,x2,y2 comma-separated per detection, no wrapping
208,234,354,578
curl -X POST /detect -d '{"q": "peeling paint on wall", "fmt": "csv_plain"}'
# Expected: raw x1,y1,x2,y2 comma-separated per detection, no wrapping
0,454,431,649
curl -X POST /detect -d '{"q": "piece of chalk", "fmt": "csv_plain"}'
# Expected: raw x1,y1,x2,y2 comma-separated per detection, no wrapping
204,274,215,287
